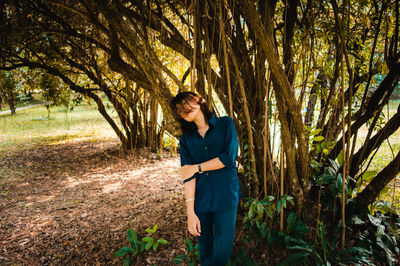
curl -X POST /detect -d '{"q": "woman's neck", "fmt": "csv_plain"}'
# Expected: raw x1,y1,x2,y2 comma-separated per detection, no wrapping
194,113,208,129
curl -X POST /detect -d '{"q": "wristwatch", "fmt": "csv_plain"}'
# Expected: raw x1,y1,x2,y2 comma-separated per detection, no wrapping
198,164,203,174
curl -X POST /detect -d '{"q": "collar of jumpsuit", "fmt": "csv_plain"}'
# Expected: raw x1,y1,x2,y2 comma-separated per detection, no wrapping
179,114,242,214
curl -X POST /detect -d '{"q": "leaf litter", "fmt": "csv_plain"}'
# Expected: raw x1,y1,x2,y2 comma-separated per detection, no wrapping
0,140,191,265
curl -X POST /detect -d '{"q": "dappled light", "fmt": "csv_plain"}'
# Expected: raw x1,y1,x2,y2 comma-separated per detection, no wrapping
1,137,187,264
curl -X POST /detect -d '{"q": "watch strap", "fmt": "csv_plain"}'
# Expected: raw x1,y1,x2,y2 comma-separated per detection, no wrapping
198,164,203,174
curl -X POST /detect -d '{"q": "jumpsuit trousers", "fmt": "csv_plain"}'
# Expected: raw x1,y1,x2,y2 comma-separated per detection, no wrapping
196,206,237,266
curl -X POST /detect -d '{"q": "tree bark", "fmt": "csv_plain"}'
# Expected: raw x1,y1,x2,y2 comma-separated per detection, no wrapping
354,150,400,205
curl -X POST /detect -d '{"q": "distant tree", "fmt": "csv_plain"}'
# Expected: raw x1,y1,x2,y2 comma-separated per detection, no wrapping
0,70,17,114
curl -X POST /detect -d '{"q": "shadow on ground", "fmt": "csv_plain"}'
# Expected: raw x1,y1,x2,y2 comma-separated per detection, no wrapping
0,140,189,265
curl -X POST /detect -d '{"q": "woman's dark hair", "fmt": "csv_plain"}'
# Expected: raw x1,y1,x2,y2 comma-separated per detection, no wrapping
170,91,214,135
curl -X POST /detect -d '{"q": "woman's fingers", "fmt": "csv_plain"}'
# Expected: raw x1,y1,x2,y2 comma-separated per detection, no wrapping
196,219,201,234
187,213,201,236
189,225,200,236
188,222,201,236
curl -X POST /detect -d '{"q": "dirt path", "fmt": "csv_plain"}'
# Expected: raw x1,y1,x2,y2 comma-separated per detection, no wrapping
0,102,52,115
0,140,190,265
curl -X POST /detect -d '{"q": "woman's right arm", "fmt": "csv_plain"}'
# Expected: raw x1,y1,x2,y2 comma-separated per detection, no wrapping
184,178,201,236
184,178,196,214
180,136,201,236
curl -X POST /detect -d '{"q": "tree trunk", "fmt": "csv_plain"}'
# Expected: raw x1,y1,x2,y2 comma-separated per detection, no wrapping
354,150,400,205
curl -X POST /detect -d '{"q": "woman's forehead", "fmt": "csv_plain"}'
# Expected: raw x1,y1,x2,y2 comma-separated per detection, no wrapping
177,99,196,108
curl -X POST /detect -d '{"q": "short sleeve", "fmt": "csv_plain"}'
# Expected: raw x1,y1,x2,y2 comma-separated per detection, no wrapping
216,117,239,169
179,135,197,183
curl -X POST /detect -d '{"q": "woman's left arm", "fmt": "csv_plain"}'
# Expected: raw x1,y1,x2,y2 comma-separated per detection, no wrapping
181,117,238,178
180,157,225,178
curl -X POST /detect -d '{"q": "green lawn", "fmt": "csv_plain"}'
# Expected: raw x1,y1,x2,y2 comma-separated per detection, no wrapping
350,100,400,212
0,101,119,154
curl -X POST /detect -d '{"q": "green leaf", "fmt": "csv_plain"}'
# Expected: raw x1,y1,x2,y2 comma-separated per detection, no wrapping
351,215,365,225
127,229,138,247
304,125,312,132
292,221,309,235
285,195,295,206
139,242,145,253
310,128,322,136
142,236,153,242
123,257,132,266
157,238,168,245
361,170,378,181
145,224,158,234
173,254,186,263
258,221,267,238
287,212,297,232
256,203,264,222
142,237,154,250
286,245,313,252
313,136,325,142
248,202,256,219
278,252,311,266
336,150,343,167
144,240,153,250
277,200,282,214
114,246,134,257
328,159,339,172
185,237,193,252
316,174,335,185
367,214,382,227
152,241,159,251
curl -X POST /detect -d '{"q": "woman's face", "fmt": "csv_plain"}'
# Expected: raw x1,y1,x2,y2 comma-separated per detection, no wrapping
176,99,201,122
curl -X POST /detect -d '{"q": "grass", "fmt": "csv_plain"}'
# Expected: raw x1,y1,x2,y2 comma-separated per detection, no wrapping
0,101,119,154
353,100,400,212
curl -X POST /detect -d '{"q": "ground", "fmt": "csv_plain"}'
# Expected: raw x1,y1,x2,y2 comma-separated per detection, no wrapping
0,139,191,265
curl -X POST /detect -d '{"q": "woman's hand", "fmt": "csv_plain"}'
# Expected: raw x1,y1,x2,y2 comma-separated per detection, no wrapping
180,164,198,180
187,212,201,236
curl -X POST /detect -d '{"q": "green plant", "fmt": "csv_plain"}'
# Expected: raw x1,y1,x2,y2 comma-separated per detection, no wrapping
314,159,356,214
114,224,168,265
228,246,256,266
173,237,200,265
279,221,371,266
349,207,400,266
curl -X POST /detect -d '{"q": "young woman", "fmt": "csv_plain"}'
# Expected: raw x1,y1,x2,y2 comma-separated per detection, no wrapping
171,91,241,265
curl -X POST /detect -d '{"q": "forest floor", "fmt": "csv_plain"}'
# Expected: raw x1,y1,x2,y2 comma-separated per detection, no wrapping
0,139,192,265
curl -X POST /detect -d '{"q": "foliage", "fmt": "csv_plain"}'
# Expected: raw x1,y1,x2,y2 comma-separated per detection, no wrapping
348,204,400,266
173,237,200,265
39,73,73,110
228,246,257,266
312,159,356,213
232,195,305,263
113,224,168,265
280,221,371,266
